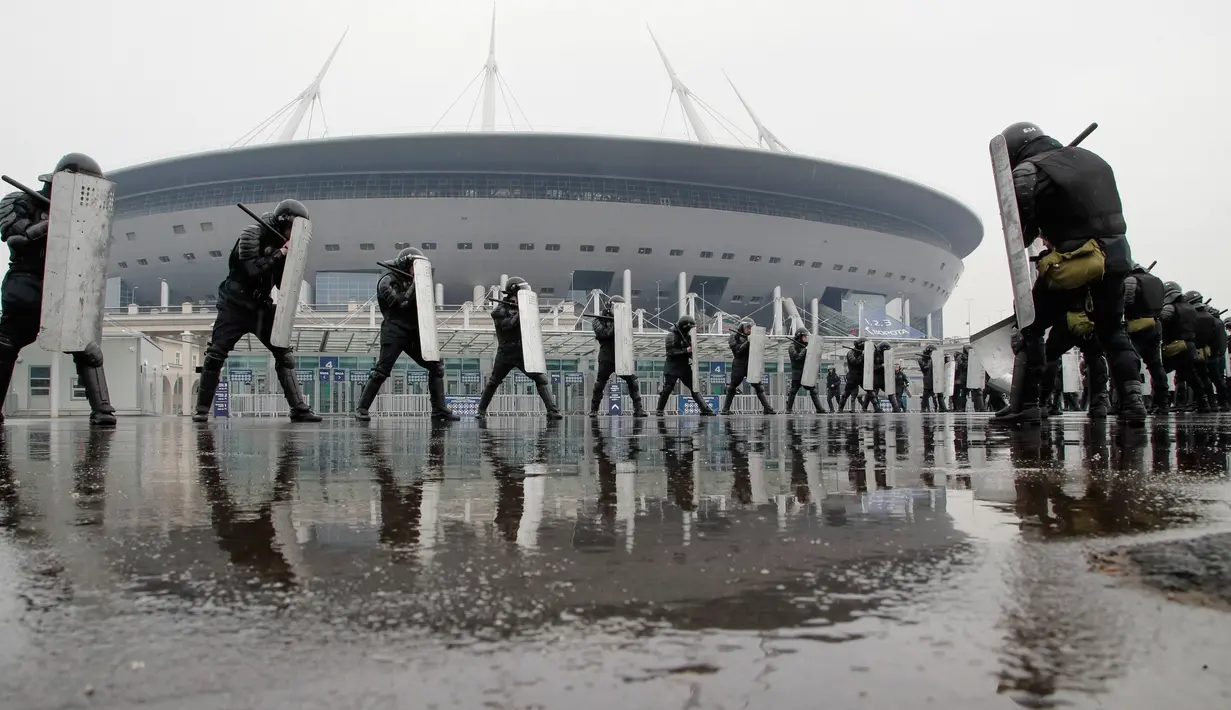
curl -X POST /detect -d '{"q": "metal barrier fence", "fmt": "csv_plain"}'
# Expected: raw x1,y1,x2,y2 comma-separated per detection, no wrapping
230,394,312,417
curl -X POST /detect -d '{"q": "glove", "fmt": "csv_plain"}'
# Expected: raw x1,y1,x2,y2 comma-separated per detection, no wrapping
27,219,48,241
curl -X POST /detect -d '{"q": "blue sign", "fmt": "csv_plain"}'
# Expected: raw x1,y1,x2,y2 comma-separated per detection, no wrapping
607,382,622,415
349,369,370,384
333,369,346,382
710,362,726,376
678,395,720,415
860,308,926,339
212,379,230,417
229,369,252,384
318,369,331,382
564,372,585,385
295,369,314,384
461,373,481,384
551,373,561,384
445,395,481,417
319,356,340,369
407,371,428,384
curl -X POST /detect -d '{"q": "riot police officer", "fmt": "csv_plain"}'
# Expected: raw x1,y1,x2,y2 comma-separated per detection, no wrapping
0,154,118,426
1123,263,1169,411
864,341,892,413
476,277,562,420
837,338,865,412
1190,291,1226,409
894,364,910,411
589,295,647,417
952,347,969,412
354,248,458,422
655,315,715,415
992,122,1146,424
1159,281,1208,413
193,199,321,423
785,328,825,414
721,318,775,415
918,345,936,412
826,368,841,411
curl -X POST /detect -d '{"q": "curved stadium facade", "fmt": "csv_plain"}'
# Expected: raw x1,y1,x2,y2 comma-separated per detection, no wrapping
106,132,981,336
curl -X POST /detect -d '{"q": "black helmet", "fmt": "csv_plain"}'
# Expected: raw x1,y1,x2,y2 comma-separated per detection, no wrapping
1130,262,1148,273
793,327,808,343
1184,290,1203,304
504,276,529,295
1224,317,1231,329
270,199,309,232
1000,122,1047,166
923,344,936,353
603,294,625,316
963,343,972,353
853,337,867,348
677,314,696,331
39,152,103,183
738,317,754,333
877,341,891,351
388,247,425,271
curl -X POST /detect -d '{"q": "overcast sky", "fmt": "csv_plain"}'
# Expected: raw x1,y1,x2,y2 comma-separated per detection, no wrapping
4,0,1226,333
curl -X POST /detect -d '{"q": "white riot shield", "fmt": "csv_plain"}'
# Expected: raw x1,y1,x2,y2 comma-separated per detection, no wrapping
800,337,822,388
747,326,767,384
944,358,957,394
970,317,1015,394
862,341,876,389
1141,358,1151,394
413,258,440,362
613,302,635,376
990,134,1036,330
930,349,945,392
1061,350,1081,393
881,345,894,386
689,328,700,392
517,289,547,374
965,351,984,390
38,172,115,353
270,217,313,349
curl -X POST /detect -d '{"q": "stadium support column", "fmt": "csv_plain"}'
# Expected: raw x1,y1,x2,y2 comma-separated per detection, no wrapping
623,269,632,304
926,313,933,338
435,283,444,308
678,272,688,320
772,287,783,335
369,302,376,328
159,279,169,309
181,332,195,415
500,274,508,290
811,297,820,335
904,299,911,329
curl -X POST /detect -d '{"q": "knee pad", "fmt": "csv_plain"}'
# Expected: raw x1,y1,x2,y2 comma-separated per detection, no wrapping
72,342,105,368
202,346,228,374
428,362,445,378
370,365,393,380
273,351,295,371
530,373,549,387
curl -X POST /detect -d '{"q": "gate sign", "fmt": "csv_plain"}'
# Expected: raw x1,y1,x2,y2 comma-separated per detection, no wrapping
679,395,720,415
333,369,346,382
860,308,926,339
608,381,622,415
318,369,332,382
212,379,230,418
296,369,314,384
445,396,481,418
551,373,561,384
565,372,585,384
349,370,370,384
407,371,428,384
229,369,252,384
318,356,340,369
710,362,726,376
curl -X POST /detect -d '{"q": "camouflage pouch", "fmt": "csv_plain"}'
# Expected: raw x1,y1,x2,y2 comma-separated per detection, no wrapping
1037,239,1106,290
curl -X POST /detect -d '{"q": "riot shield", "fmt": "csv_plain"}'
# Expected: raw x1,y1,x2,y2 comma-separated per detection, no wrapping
38,171,115,353
944,357,956,395
1140,358,1151,394
965,350,984,390
413,258,440,362
690,328,700,394
862,341,875,389
270,216,313,349
990,134,1036,330
747,326,767,384
517,289,547,374
969,317,1015,394
930,349,945,392
800,337,822,388
613,301,635,376
881,344,894,386
1061,350,1081,393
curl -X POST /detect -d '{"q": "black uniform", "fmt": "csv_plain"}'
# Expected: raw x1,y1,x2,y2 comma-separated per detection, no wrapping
1008,133,1145,421
721,325,775,414
1160,297,1207,412
476,292,562,419
1123,268,1169,408
865,343,891,413
894,368,909,411
826,369,841,411
785,337,824,413
918,349,936,412
589,314,646,416
1039,322,1111,417
0,188,116,425
354,265,457,421
837,344,863,412
1194,304,1225,407
952,350,969,411
194,218,319,423
654,321,714,415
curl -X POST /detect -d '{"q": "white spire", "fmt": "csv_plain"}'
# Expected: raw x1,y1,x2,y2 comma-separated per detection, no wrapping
277,29,348,143
724,71,790,153
647,26,712,144
481,5,499,131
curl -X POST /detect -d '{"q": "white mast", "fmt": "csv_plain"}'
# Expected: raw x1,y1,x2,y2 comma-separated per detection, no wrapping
724,71,790,153
647,26,712,144
277,29,347,143
481,6,499,131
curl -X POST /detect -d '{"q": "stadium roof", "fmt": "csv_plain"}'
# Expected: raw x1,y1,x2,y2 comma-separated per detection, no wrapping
109,132,983,257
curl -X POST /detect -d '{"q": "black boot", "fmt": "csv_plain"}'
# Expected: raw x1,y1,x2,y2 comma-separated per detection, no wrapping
589,381,604,418
692,391,716,416
785,390,797,413
810,389,825,413
476,381,498,419
627,378,648,417
972,390,985,413
838,392,851,413
754,386,775,415
1088,391,1110,419
1149,387,1170,415
1118,378,1147,424
655,388,671,415
535,377,563,420
75,361,117,426
889,391,902,413
429,373,459,421
937,395,948,413
277,368,322,422
992,346,1042,425
193,368,221,423
0,357,16,425
353,374,385,421
720,387,735,415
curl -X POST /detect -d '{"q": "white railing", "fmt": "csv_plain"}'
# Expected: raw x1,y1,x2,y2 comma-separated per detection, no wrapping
230,394,311,417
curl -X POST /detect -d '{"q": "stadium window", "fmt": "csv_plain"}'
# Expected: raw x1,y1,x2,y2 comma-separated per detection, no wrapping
136,258,148,266
325,244,341,252
125,232,136,241
749,296,763,303
70,377,86,400
900,275,908,281
172,225,186,235
833,264,844,271
847,266,858,273
731,295,744,302
28,366,50,397
520,243,535,251
631,289,642,296
158,255,171,263
768,257,781,264
199,222,213,232
458,242,473,250
794,260,806,267
909,277,916,283
749,255,761,262
117,261,128,268
539,287,555,295
940,262,947,270
359,243,375,251
884,272,893,278
545,244,561,251
811,261,823,269
669,249,684,257
484,242,499,250
183,253,196,261
605,246,620,253
700,251,713,258
721,253,735,260
394,241,410,250
422,242,437,250
867,269,876,276
209,250,223,258
638,247,652,255
580,245,595,252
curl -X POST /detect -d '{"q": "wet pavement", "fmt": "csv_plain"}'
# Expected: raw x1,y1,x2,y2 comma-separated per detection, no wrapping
2,414,1230,709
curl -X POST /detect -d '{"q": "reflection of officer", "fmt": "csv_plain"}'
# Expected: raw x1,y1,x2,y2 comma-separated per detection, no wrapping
654,315,715,415
194,200,321,423
785,328,825,413
476,277,562,420
721,318,775,415
0,154,117,425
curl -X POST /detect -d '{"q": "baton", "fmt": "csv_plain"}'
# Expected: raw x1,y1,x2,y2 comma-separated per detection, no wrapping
581,313,613,320
376,261,414,280
1146,260,1157,272
1068,122,1098,147
1,175,50,209
236,203,287,243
